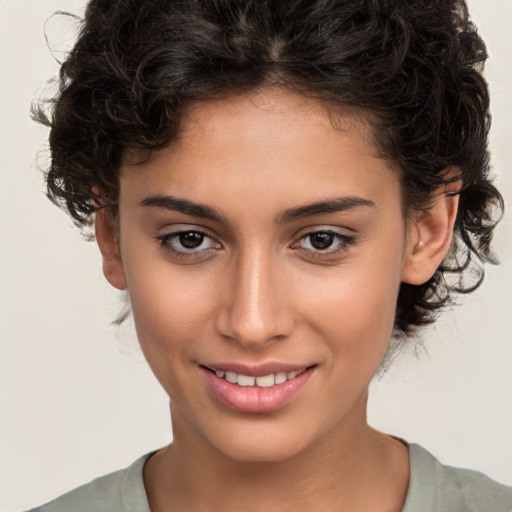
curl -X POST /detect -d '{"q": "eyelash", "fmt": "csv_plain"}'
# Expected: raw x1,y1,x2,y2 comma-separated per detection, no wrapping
291,230,357,258
155,229,220,260
155,229,357,261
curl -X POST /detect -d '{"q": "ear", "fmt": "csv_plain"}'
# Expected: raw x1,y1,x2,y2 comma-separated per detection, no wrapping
401,179,461,285
94,208,127,290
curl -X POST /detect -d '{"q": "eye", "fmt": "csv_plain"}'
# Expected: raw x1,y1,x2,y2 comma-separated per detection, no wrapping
176,231,206,249
304,232,338,250
155,229,221,259
292,229,357,257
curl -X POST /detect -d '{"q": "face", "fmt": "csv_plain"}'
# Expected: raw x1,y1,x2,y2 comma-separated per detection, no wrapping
109,90,412,462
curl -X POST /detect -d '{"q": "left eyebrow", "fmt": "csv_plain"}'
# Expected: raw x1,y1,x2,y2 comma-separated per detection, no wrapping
276,196,376,224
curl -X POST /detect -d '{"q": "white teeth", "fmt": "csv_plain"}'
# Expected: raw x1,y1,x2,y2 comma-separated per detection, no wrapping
274,372,287,384
237,375,256,387
225,371,238,384
214,369,307,387
255,374,275,387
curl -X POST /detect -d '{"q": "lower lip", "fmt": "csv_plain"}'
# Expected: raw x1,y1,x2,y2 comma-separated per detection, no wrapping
201,367,315,413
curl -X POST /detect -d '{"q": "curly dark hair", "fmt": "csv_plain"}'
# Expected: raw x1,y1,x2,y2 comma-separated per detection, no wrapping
32,0,503,337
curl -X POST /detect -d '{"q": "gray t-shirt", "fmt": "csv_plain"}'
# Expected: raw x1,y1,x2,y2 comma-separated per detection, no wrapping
27,443,512,512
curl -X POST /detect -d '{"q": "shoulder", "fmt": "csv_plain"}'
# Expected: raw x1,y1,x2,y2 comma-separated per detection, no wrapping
402,443,512,512
25,452,153,512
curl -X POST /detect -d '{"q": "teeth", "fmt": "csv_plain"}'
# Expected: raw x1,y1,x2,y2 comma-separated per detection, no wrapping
225,371,238,384
214,369,307,387
255,374,275,387
237,375,256,387
275,372,287,384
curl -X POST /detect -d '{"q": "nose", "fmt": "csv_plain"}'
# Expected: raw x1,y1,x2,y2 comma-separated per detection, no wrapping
215,249,294,349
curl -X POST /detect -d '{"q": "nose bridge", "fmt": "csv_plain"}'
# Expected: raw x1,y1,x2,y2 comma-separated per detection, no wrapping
216,244,291,347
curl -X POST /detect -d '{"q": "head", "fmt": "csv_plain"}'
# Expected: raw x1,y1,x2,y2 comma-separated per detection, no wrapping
33,0,503,459
35,0,502,339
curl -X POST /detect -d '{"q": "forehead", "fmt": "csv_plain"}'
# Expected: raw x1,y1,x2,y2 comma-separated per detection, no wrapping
119,89,399,215
176,88,379,160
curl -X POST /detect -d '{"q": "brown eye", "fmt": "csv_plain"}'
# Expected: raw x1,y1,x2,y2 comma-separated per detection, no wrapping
292,229,357,258
156,229,221,260
309,232,335,249
179,231,204,249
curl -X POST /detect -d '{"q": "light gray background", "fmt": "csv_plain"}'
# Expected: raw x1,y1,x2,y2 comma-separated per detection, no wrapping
1,1,511,510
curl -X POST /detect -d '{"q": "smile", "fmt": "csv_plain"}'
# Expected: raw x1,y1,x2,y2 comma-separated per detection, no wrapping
213,369,306,388
200,364,316,413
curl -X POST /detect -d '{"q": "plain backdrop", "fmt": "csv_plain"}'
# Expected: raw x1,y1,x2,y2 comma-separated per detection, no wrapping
1,0,511,510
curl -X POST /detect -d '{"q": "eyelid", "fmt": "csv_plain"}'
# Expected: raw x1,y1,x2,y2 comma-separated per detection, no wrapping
292,225,357,243
154,222,221,243
290,228,358,257
154,226,222,260
153,224,358,262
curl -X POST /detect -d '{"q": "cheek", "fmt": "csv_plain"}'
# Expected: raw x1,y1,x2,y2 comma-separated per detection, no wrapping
124,257,218,377
298,243,404,360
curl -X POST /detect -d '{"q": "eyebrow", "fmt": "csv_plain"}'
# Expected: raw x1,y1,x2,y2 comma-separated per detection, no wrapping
140,194,376,224
276,196,376,223
140,195,228,223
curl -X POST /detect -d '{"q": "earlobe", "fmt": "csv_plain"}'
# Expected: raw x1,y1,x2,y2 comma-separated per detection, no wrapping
401,179,461,285
94,209,127,290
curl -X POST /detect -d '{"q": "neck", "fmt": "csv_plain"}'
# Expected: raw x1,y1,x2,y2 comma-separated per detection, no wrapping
143,393,409,512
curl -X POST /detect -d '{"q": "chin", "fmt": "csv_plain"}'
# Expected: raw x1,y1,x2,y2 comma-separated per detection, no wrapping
216,438,309,463
201,419,323,464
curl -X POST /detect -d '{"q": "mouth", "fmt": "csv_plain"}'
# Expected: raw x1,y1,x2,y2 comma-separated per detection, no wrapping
200,363,317,413
201,366,313,388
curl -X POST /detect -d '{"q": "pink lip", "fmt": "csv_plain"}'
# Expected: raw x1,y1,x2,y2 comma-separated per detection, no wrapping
201,365,315,414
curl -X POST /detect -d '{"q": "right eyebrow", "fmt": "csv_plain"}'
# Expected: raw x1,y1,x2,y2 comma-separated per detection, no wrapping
140,194,228,223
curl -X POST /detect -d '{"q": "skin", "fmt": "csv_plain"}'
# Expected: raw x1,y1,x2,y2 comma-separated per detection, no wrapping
96,88,459,511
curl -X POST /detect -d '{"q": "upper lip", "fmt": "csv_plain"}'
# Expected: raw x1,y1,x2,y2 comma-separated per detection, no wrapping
201,362,316,377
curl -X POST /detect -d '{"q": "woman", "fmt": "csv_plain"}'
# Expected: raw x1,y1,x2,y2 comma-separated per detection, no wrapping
13,0,512,510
